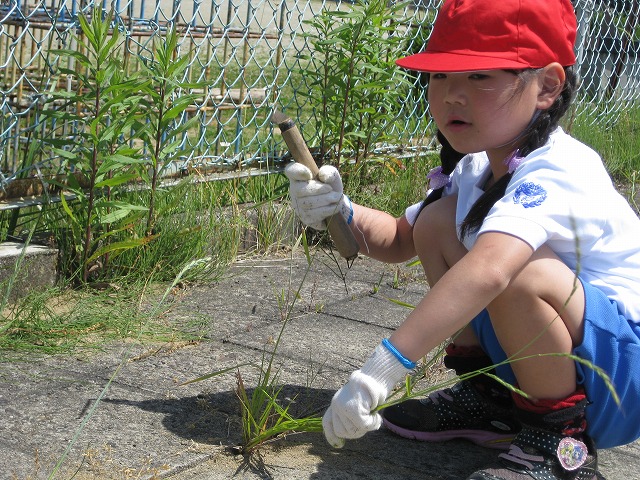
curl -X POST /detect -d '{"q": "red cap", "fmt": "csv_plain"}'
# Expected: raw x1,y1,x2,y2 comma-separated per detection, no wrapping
396,0,577,73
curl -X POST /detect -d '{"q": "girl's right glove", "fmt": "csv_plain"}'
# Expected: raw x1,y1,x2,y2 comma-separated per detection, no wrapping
284,163,353,231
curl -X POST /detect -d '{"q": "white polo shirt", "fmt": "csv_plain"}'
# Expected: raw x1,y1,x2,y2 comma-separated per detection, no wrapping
447,128,640,322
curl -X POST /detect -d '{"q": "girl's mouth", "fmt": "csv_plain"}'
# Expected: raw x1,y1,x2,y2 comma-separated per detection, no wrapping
447,118,470,131
448,118,469,126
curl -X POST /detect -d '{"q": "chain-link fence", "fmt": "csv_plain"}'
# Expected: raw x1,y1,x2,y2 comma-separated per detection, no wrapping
576,1,640,122
0,0,638,196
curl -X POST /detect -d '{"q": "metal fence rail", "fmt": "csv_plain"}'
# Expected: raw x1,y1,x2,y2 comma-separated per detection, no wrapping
0,0,638,193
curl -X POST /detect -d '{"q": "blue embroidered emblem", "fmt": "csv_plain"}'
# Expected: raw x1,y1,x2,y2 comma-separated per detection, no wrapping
513,182,547,208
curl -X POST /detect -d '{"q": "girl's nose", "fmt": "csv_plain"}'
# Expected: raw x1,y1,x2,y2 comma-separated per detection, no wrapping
443,80,466,105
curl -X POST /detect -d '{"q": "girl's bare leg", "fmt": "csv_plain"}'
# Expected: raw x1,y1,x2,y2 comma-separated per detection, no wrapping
413,194,480,347
487,246,585,399
413,195,585,399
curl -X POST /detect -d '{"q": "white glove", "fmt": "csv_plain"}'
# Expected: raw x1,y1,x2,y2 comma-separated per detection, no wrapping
284,162,353,231
323,342,413,448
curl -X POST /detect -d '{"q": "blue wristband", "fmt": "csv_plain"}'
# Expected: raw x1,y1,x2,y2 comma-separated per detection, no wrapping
381,338,416,369
345,196,354,225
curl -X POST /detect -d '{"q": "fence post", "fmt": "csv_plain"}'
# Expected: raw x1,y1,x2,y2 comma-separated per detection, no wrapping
606,2,638,99
574,0,596,68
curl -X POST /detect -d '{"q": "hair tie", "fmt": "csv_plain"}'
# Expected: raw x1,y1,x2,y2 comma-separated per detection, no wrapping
427,166,451,190
504,149,526,174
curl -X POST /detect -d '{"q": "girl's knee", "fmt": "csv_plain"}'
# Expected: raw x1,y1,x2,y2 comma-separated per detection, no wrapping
490,244,586,346
413,195,467,279
500,245,577,297
413,195,458,248
415,194,456,228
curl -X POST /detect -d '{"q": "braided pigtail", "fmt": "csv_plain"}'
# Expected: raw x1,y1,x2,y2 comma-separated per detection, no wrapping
459,67,578,239
417,130,465,216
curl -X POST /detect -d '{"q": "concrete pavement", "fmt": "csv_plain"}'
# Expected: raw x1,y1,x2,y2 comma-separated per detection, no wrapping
1,251,639,479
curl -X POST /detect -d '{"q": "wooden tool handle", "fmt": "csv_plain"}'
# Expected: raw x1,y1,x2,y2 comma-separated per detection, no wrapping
272,110,360,262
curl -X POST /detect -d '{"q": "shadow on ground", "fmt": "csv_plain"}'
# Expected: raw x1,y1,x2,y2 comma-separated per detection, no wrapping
100,385,510,479
102,384,334,447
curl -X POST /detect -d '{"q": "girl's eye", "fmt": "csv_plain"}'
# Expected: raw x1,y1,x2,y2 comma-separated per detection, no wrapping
469,73,490,80
431,73,447,80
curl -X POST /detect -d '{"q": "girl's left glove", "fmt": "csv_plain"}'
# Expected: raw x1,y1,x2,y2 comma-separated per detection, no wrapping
322,342,413,448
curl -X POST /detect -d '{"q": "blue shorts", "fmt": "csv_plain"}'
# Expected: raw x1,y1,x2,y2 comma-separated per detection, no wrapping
470,278,640,449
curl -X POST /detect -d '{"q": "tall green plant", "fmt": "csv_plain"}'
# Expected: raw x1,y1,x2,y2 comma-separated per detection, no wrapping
40,9,150,283
136,27,205,235
301,0,411,165
38,11,209,283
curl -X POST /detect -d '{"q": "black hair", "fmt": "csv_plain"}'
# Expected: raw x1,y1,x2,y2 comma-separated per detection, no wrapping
415,66,578,239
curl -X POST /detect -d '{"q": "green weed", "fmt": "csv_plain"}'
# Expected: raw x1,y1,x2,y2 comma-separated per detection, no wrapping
300,0,413,166
181,245,331,454
572,106,640,179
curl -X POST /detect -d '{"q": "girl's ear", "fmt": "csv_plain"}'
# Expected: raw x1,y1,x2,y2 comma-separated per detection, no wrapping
536,63,566,110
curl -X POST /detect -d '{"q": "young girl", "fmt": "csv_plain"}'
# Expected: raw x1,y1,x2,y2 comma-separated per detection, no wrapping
285,0,640,478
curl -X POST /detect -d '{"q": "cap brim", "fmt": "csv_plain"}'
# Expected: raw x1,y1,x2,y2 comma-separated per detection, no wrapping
395,51,532,73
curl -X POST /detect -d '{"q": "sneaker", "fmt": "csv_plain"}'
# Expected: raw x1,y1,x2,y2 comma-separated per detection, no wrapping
381,380,520,450
467,427,599,479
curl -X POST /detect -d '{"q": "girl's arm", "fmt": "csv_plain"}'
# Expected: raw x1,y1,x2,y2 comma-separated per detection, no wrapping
350,202,417,263
285,162,417,263
390,231,534,360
